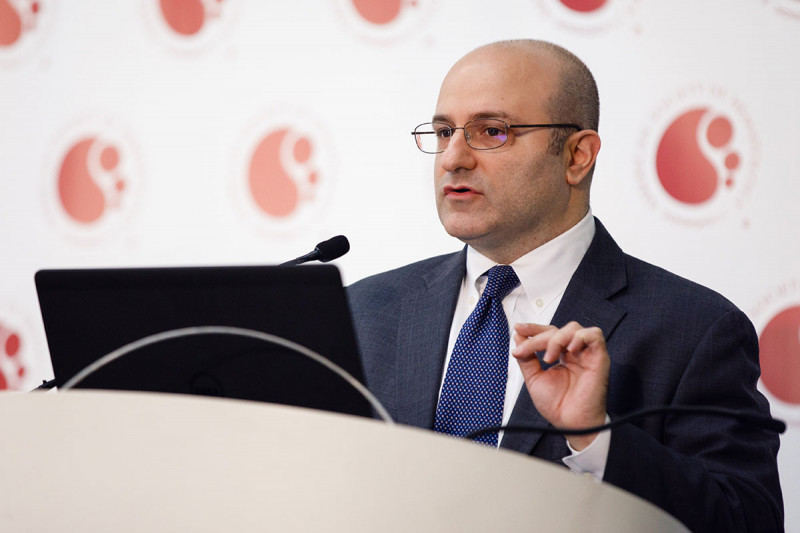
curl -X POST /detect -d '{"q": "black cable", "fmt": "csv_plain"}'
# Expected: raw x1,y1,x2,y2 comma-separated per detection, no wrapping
465,405,786,440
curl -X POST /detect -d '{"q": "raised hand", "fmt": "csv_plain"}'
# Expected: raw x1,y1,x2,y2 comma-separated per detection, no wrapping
511,321,610,450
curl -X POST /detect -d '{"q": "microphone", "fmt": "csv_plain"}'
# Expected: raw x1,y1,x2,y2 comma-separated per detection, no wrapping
280,235,350,266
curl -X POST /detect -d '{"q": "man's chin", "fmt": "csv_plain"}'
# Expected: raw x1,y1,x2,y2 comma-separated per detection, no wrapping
442,224,489,247
440,210,487,233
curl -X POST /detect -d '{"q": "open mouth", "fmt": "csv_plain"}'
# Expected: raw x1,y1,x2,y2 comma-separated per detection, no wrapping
444,185,476,195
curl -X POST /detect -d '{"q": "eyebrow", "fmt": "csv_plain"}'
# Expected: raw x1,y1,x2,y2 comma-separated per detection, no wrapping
431,111,514,124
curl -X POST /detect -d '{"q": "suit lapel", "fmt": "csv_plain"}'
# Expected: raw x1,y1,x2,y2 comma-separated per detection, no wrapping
393,249,466,428
501,219,629,455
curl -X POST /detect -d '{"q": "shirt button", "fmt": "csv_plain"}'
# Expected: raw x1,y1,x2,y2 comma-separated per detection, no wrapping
535,298,544,308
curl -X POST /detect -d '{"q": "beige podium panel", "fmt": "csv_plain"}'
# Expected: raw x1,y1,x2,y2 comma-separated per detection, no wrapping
0,391,687,532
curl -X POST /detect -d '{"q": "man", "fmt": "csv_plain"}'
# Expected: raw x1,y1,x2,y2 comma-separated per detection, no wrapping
347,40,783,531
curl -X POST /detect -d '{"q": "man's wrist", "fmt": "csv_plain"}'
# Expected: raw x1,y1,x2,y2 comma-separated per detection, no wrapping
567,432,600,452
564,412,608,451
562,414,611,482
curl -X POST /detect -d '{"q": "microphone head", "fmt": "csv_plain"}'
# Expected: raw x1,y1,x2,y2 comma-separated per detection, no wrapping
315,235,350,262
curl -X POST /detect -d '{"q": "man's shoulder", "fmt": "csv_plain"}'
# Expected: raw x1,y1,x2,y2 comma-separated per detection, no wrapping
590,219,739,314
348,249,464,292
620,250,742,316
345,249,465,317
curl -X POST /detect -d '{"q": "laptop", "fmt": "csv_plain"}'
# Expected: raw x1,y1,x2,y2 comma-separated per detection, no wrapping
34,264,373,418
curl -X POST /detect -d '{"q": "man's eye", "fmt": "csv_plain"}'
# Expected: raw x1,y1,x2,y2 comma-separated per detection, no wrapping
485,127,502,137
436,128,453,139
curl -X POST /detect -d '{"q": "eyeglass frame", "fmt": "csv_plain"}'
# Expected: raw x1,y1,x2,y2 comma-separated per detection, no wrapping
411,119,582,154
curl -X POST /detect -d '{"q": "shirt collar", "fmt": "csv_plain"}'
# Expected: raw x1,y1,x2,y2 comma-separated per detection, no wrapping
465,211,596,309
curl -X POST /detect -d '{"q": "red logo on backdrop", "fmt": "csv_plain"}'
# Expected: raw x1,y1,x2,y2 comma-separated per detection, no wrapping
351,0,407,24
655,109,740,206
143,0,236,54
158,0,224,37
336,0,435,43
759,306,800,404
752,281,800,411
44,121,141,237
57,137,127,225
558,0,607,12
234,110,336,233
535,0,640,33
0,0,39,47
0,321,25,390
248,128,320,219
636,85,759,226
0,0,51,64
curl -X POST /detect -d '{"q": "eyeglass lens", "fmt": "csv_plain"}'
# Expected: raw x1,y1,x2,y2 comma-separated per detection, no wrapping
414,119,509,153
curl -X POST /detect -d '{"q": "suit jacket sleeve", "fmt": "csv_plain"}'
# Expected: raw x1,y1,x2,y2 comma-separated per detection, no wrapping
601,306,783,532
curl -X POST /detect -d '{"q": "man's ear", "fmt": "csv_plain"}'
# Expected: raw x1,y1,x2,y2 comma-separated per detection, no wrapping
564,130,601,186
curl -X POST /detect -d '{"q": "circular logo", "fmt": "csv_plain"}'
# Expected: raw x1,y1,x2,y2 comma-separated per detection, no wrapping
335,0,436,43
0,0,38,46
0,0,54,66
142,0,239,54
43,118,143,241
232,108,336,235
559,0,608,12
534,0,641,33
751,280,800,413
635,84,759,226
759,306,800,405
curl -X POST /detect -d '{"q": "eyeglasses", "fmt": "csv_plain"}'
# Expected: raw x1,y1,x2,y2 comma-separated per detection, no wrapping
411,118,581,154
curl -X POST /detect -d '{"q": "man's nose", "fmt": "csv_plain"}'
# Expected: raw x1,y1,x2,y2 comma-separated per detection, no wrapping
437,128,477,172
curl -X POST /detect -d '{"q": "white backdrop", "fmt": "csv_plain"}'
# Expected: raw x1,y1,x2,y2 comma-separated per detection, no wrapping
1,0,798,528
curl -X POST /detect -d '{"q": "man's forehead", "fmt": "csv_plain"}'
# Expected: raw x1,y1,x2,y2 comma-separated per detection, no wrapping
447,44,558,80
434,47,557,120
431,110,514,124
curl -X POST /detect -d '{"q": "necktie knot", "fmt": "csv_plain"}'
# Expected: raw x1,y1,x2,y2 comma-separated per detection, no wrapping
483,265,520,301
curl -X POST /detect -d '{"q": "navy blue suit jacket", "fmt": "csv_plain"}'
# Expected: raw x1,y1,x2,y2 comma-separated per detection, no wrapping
347,219,783,532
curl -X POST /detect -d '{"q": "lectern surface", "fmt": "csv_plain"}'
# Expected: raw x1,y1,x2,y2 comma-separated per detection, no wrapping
0,391,688,532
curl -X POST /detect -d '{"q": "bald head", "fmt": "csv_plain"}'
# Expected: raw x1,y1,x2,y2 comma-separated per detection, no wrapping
460,40,600,154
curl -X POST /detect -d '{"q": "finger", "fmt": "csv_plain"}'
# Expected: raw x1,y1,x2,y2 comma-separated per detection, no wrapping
513,346,544,382
514,323,553,337
511,334,540,360
512,325,558,359
543,322,583,364
566,326,605,354
562,328,609,372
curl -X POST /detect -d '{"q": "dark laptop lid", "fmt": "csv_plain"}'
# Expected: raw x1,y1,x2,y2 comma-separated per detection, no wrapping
34,264,372,418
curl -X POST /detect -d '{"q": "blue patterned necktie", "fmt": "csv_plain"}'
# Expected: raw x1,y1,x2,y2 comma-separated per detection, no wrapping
434,265,521,446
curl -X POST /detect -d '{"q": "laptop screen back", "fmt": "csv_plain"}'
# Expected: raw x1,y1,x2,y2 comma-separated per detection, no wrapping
34,264,371,418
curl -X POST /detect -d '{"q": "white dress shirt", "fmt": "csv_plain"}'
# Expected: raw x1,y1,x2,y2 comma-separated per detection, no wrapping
438,211,609,480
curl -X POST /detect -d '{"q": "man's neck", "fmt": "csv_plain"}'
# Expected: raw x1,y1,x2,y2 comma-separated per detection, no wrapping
467,210,591,265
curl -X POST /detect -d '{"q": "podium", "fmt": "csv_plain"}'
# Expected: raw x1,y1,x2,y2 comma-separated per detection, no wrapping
0,391,687,532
